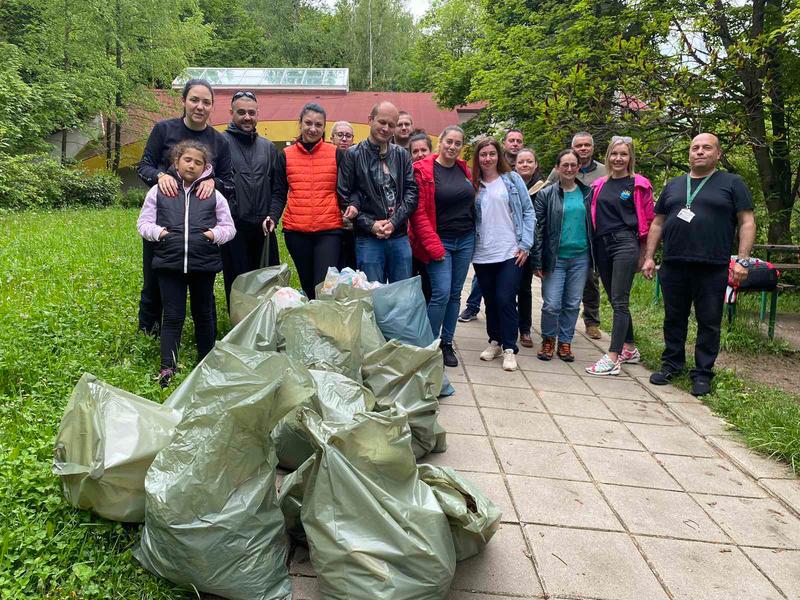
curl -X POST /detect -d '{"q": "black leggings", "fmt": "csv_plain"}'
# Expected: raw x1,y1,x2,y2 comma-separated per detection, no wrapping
157,270,217,370
595,230,639,353
283,229,342,299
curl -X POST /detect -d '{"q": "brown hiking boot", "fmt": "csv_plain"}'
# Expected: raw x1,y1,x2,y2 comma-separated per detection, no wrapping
585,324,602,339
537,337,555,361
557,342,575,362
519,332,533,348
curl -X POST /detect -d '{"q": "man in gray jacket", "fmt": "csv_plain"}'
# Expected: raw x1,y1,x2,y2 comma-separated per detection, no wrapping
221,90,279,307
547,131,606,338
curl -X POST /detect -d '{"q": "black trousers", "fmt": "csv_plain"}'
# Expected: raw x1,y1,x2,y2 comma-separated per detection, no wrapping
138,240,162,333
339,227,358,271
517,258,535,334
595,230,639,353
474,258,523,353
284,229,342,300
221,224,279,309
157,270,217,370
659,260,729,380
412,257,433,303
581,269,601,327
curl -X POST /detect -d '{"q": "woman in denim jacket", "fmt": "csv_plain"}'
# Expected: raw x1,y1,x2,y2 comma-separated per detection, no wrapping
471,137,535,372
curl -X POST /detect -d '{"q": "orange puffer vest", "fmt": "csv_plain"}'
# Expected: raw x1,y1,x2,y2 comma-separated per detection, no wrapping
282,140,342,233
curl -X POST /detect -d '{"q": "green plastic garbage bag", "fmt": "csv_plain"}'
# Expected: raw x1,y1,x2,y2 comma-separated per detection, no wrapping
277,453,316,543
278,299,363,382
298,409,456,599
363,339,446,458
52,373,180,523
272,369,377,471
135,345,315,600
229,263,291,325
222,293,279,352
417,464,502,561
370,276,455,397
316,283,386,354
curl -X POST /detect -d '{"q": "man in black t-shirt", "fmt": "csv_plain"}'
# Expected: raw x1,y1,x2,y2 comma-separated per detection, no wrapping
642,133,756,396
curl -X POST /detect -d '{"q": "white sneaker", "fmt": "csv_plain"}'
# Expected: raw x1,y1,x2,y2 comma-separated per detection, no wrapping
502,349,518,371
480,341,502,361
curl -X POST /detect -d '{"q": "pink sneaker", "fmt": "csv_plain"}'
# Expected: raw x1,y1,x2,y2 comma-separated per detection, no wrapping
619,347,641,364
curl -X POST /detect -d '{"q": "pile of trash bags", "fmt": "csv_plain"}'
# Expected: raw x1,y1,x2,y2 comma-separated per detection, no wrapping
52,265,501,599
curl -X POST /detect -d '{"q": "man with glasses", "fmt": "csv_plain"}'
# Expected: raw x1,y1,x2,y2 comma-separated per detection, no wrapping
338,101,418,283
331,121,355,151
547,131,607,339
221,90,279,307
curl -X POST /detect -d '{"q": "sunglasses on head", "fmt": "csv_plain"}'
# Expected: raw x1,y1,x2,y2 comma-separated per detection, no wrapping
232,90,257,103
611,135,633,144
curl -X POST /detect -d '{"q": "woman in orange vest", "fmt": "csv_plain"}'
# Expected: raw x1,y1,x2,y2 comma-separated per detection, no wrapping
266,102,344,299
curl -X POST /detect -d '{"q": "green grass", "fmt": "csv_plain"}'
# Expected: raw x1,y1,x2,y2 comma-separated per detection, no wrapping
0,207,299,599
600,275,800,472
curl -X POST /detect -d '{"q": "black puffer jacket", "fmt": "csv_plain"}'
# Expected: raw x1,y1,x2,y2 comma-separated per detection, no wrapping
337,139,418,238
530,180,595,275
152,168,223,273
223,123,277,230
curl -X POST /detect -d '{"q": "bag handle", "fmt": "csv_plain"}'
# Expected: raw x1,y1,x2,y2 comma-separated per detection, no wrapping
260,231,271,268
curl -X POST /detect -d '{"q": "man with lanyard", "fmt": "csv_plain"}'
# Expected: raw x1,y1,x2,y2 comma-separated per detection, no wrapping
547,131,607,338
394,111,414,150
458,128,525,323
643,133,755,396
221,90,279,307
338,101,418,283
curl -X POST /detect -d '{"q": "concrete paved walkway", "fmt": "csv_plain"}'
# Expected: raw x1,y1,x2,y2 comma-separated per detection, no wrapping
290,276,800,599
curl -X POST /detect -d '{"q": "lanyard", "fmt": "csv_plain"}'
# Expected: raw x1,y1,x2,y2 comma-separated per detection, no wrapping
685,172,714,209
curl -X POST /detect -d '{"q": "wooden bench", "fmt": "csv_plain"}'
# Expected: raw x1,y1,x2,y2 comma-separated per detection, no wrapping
652,244,800,340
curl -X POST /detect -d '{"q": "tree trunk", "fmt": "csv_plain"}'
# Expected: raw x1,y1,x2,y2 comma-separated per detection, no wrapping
112,0,122,173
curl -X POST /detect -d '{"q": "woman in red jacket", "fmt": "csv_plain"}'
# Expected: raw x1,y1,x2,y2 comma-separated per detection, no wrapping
267,103,343,299
410,126,475,367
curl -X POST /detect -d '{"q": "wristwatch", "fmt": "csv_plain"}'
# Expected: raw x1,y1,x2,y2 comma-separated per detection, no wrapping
156,172,166,180
735,257,752,268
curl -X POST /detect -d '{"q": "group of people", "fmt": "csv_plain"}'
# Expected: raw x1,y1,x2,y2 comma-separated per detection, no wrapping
135,78,756,398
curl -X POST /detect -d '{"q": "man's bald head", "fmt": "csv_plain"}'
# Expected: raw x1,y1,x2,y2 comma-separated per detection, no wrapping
692,132,721,151
369,101,399,120
368,101,400,147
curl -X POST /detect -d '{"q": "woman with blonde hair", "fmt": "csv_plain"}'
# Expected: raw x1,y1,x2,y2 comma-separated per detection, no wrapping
585,136,654,376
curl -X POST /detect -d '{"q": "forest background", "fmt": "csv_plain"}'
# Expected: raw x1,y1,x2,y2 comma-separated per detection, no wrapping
1,0,800,240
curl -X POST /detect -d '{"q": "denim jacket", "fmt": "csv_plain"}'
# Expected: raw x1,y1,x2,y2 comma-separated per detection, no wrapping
475,171,535,252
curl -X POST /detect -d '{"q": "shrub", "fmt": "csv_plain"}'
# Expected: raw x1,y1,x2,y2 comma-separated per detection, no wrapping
119,187,147,209
0,152,121,209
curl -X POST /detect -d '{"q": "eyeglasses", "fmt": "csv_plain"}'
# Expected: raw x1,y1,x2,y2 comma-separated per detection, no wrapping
334,132,354,140
611,135,633,144
231,90,257,102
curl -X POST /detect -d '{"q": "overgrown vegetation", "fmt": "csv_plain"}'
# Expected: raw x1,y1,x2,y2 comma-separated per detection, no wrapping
601,276,800,471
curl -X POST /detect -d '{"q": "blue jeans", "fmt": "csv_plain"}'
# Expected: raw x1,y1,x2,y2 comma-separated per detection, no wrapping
541,253,590,343
427,233,475,343
464,277,482,312
473,258,524,352
355,235,413,283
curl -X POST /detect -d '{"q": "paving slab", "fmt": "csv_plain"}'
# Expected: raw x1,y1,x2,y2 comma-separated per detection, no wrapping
601,484,729,542
450,524,542,597
513,352,577,374
602,397,681,425
466,364,531,389
576,446,681,490
634,376,702,403
707,435,796,480
667,402,732,436
524,371,594,395
626,423,718,457
448,592,539,600
637,537,783,600
582,376,656,401
481,408,564,443
454,336,491,350
525,525,669,600
741,547,800,600
761,478,800,514
456,470,518,524
554,414,644,450
438,404,487,436
494,437,589,481
423,433,500,473
472,384,545,413
508,475,622,530
446,367,468,383
657,454,767,497
693,494,800,549
537,390,617,420
440,382,478,407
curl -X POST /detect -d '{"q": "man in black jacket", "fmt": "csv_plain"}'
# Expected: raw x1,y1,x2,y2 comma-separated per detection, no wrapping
337,101,418,283
221,90,279,307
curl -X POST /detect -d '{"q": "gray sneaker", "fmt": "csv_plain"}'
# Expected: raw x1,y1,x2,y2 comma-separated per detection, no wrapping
458,308,478,322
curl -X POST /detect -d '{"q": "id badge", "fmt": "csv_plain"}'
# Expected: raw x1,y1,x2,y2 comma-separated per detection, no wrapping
677,208,695,223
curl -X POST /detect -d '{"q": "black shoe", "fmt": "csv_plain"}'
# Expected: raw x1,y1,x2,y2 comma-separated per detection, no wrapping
441,342,459,367
649,369,676,385
691,378,711,397
458,308,478,322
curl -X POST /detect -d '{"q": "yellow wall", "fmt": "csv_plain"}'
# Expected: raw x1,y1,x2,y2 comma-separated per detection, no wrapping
81,121,438,172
